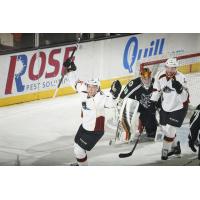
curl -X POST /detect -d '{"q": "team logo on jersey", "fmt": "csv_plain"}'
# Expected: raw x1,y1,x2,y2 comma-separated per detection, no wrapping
169,118,179,123
123,87,129,95
82,102,91,110
140,94,151,109
163,86,174,93
128,80,134,87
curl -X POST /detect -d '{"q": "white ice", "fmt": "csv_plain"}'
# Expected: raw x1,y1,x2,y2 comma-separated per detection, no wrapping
0,73,200,166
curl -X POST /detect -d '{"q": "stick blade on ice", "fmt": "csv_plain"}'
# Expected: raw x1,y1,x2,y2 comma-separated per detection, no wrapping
119,152,132,158
118,138,140,158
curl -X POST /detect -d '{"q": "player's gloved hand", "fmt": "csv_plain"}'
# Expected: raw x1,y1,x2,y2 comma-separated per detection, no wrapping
69,61,77,72
110,80,122,99
63,58,72,68
63,58,77,72
188,135,197,152
172,79,183,94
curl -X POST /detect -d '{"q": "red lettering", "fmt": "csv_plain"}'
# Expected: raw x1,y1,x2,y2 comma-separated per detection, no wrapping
5,56,17,94
5,47,77,95
45,48,61,78
29,52,46,80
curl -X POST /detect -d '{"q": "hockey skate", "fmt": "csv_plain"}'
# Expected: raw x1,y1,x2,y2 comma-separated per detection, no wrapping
188,137,199,153
161,149,168,160
168,141,181,157
188,140,197,152
69,162,79,166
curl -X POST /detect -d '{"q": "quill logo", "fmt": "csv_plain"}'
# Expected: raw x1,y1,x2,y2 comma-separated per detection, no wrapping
123,36,165,73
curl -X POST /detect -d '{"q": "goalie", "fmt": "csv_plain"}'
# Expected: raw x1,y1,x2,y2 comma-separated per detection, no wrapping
119,67,158,140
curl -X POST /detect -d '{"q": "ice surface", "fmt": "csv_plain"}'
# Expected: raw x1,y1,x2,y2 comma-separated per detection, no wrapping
0,73,199,166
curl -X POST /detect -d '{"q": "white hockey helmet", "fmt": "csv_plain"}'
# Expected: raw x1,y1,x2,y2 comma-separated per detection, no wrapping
86,78,100,87
165,58,179,68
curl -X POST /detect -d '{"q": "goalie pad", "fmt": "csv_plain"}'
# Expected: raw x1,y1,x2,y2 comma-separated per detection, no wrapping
115,98,140,142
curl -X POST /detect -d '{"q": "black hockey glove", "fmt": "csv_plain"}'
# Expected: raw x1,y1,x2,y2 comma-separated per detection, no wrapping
63,58,72,68
63,58,77,72
172,80,183,94
110,80,122,99
69,62,77,72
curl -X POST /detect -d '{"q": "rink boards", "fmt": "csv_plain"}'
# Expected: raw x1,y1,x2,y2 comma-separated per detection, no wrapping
1,33,200,107
1,65,200,107
0,75,132,106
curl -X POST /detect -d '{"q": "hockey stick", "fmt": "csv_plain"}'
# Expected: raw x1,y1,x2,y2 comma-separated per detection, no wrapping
119,132,142,158
53,38,80,98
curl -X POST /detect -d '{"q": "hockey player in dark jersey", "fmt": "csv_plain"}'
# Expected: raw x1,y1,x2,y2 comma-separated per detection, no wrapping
119,67,158,139
188,104,200,156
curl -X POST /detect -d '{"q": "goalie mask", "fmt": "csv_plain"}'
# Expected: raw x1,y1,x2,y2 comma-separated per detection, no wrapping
140,67,152,89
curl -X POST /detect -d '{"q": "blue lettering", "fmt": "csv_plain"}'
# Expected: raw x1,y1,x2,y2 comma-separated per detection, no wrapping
123,36,138,73
159,38,165,54
144,48,148,58
137,49,143,60
15,55,28,92
148,41,154,56
123,36,166,73
154,39,160,55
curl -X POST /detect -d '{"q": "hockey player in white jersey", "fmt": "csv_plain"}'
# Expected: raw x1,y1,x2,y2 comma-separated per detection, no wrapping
63,58,122,165
151,58,189,160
